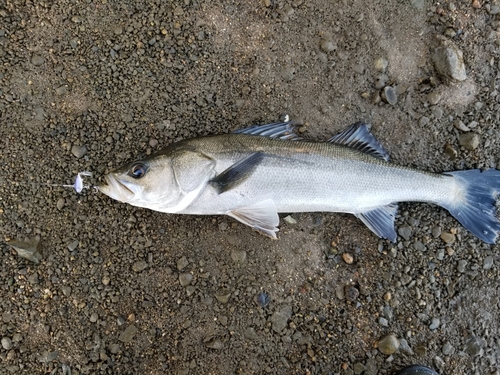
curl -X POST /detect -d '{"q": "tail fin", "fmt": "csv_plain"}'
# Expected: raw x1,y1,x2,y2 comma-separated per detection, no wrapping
443,169,500,244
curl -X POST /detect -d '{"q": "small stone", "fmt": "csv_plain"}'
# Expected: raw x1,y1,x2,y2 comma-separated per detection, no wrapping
8,239,42,264
270,305,293,333
374,57,388,72
342,253,354,264
483,255,494,269
399,338,414,355
71,145,87,158
431,106,443,119
230,249,247,266
381,86,397,105
432,38,467,81
1,337,13,350
205,338,223,349
398,225,412,241
67,240,79,251
472,0,481,9
56,198,65,210
442,341,455,355
458,133,480,150
177,256,189,271
440,232,455,244
132,260,148,272
118,325,138,343
345,285,359,301
383,292,392,302
283,215,297,224
61,286,71,297
418,116,430,127
90,313,98,323
179,273,193,286
429,317,440,330
320,39,336,52
353,363,366,375
379,317,389,327
427,92,442,105
109,343,120,354
215,289,231,304
31,55,45,66
102,276,110,285
453,119,470,132
55,86,67,95
377,334,400,355
444,144,458,159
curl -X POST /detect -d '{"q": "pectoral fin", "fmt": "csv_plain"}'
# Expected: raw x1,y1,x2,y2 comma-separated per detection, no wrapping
355,203,398,242
210,152,264,194
227,199,279,239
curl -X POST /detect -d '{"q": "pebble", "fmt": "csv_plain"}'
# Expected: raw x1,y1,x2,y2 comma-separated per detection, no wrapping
454,119,470,132
283,215,297,224
205,337,223,349
119,325,138,343
257,291,271,308
215,289,231,304
270,305,293,333
458,133,480,150
61,286,71,297
179,272,193,286
55,86,67,95
67,240,79,251
132,260,148,272
342,253,354,264
109,343,120,354
427,92,442,105
31,55,45,66
444,144,458,159
431,106,443,119
345,285,359,301
398,225,412,241
374,57,388,72
177,256,189,271
379,317,389,327
71,145,88,158
483,255,493,269
320,39,336,52
1,337,13,350
399,338,414,355
429,317,440,330
377,334,399,355
432,38,467,81
442,341,455,355
465,334,483,356
230,249,247,265
433,227,442,238
8,239,42,264
353,363,366,374
381,86,397,105
440,232,455,244
457,259,468,273
418,116,430,127
56,198,65,210
90,313,98,323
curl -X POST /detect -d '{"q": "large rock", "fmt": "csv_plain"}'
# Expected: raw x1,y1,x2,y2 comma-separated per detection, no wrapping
432,38,467,81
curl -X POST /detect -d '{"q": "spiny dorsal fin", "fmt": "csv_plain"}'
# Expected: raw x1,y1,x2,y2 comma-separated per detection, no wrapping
328,122,390,161
232,122,300,140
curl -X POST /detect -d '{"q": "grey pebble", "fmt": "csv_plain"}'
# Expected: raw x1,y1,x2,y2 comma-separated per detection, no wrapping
379,317,389,327
67,240,79,251
281,66,295,81
432,38,467,81
399,338,414,355
56,198,65,210
320,39,336,52
458,133,480,150
179,272,193,286
353,363,366,374
377,334,399,355
61,286,71,297
31,55,45,66
71,145,87,158
413,240,426,252
8,239,42,264
109,343,120,354
230,249,247,265
118,325,138,343
440,232,455,244
410,0,425,10
429,317,440,330
457,259,468,273
55,86,67,95
454,119,470,132
418,116,429,127
283,215,297,224
434,356,445,370
38,351,59,363
177,256,189,271
215,289,231,304
90,312,98,323
374,57,388,72
383,305,393,320
442,341,455,355
270,305,293,333
398,225,412,241
431,106,443,119
465,334,483,356
483,255,494,269
381,86,397,105
1,337,12,350
132,260,148,272
427,92,442,105
205,337,223,349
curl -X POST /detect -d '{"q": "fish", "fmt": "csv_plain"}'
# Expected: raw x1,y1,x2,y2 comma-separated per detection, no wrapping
98,121,500,243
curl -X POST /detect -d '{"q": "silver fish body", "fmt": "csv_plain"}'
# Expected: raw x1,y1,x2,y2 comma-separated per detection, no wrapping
99,122,500,243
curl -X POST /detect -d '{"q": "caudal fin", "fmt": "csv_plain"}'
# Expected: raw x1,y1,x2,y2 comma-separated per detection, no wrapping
443,169,500,244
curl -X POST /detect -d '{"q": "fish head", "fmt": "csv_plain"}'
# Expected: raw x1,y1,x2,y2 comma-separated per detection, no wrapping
98,155,183,211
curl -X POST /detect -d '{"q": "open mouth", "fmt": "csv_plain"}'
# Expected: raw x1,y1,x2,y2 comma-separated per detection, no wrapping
99,174,134,201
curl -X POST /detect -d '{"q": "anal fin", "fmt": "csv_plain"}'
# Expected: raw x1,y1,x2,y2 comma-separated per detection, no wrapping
227,199,279,239
355,203,398,242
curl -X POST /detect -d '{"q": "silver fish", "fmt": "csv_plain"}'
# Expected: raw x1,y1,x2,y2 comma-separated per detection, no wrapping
98,122,500,243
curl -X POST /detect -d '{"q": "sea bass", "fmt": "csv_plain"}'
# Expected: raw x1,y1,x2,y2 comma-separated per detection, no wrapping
98,122,500,243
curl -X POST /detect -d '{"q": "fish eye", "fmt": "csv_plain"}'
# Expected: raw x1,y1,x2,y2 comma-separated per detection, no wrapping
129,163,147,179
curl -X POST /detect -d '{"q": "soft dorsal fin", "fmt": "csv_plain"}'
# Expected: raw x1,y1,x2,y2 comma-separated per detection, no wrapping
232,122,300,140
328,122,390,161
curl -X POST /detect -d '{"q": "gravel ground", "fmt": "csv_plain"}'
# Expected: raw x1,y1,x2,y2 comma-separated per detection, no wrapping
1,1,500,374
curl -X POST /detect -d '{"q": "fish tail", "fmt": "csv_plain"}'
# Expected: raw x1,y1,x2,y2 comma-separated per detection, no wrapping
442,169,500,244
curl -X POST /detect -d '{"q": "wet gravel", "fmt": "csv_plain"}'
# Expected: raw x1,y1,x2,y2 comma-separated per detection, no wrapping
1,0,500,374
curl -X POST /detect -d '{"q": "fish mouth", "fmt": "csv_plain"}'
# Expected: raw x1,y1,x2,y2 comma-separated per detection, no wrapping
98,174,135,202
